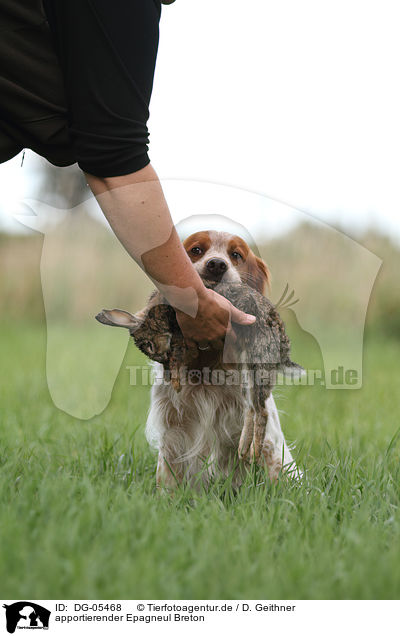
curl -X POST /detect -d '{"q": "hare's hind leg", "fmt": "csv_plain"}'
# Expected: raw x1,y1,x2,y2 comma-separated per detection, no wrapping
249,384,284,482
238,407,255,460
246,381,271,463
249,407,268,463
238,400,283,482
238,380,270,464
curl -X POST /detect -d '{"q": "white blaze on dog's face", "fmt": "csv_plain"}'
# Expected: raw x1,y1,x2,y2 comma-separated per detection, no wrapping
183,230,270,294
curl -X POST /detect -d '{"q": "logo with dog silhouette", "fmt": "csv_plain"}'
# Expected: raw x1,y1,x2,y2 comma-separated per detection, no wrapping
2,603,50,633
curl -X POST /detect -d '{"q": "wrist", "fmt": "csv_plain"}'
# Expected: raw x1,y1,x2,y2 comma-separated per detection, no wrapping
157,283,203,318
194,283,209,303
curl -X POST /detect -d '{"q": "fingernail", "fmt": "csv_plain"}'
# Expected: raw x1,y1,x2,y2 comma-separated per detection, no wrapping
246,314,256,323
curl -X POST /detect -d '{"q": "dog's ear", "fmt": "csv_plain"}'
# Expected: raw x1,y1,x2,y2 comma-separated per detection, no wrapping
95,309,143,332
248,257,271,295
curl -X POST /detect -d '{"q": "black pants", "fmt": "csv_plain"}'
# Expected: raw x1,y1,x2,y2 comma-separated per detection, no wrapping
0,0,161,176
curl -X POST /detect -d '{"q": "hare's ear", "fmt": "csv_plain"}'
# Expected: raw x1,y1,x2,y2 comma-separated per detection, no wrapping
95,309,143,332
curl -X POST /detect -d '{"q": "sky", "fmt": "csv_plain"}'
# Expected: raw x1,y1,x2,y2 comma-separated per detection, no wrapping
1,0,400,242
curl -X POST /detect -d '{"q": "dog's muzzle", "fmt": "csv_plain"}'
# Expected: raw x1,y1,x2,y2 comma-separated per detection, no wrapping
205,258,228,281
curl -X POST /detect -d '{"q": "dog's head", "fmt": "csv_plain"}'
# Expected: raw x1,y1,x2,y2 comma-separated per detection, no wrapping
183,231,270,294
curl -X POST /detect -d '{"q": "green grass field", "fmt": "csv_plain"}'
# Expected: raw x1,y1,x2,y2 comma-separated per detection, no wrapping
0,322,399,600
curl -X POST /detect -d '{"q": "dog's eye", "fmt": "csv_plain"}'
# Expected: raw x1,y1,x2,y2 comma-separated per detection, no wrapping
191,246,203,255
231,251,243,261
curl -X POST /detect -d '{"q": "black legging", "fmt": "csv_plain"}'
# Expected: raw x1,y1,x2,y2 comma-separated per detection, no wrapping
0,0,161,177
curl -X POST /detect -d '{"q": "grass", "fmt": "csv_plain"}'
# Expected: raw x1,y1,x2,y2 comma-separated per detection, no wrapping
0,321,400,599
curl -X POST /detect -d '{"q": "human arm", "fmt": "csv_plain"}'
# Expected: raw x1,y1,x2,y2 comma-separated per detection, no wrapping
86,164,255,351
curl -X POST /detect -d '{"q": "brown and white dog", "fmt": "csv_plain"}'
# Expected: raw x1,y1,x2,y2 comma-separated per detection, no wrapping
146,230,299,489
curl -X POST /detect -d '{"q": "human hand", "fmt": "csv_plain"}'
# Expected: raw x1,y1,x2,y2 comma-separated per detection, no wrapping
175,287,256,358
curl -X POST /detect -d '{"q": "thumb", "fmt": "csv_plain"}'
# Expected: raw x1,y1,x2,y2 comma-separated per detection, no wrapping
230,304,256,325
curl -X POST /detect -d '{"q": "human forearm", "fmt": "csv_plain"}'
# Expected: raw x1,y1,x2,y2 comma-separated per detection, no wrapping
86,165,207,313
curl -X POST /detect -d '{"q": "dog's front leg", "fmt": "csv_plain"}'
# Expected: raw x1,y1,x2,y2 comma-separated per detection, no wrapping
156,452,182,492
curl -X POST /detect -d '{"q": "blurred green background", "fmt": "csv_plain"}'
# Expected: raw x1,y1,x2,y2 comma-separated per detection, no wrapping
1,188,400,599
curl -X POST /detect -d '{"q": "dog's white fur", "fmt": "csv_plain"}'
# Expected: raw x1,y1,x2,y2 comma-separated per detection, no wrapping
147,375,297,487
145,230,299,488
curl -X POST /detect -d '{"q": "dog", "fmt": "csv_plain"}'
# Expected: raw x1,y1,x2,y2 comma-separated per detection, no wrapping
147,231,300,488
97,231,301,489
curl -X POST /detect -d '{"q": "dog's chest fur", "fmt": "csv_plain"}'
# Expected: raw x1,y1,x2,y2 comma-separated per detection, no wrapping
146,363,247,484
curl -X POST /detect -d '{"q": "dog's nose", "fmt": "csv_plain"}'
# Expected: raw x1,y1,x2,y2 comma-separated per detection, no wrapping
205,258,228,279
